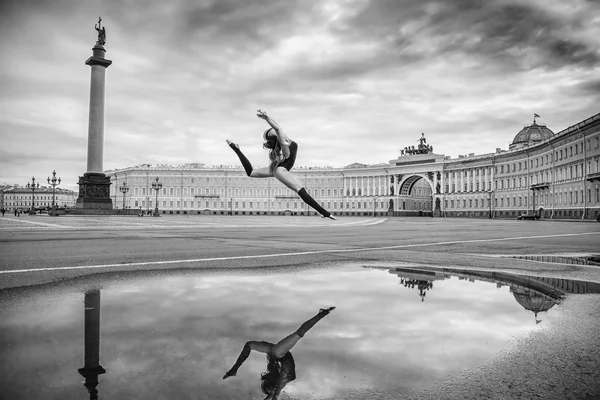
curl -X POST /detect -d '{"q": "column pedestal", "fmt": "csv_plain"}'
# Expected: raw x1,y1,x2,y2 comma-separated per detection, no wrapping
76,172,113,211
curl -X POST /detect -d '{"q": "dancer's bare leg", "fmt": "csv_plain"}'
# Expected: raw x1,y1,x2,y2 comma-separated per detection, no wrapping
271,307,335,358
250,167,273,178
273,167,302,192
273,167,336,220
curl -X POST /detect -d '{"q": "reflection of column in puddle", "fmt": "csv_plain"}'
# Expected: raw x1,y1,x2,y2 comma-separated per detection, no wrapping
78,289,106,400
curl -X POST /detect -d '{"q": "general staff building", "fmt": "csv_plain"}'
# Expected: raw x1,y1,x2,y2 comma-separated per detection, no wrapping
106,112,600,220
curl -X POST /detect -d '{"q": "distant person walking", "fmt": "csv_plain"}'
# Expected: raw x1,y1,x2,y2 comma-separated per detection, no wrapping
1,207,5,216
227,109,335,220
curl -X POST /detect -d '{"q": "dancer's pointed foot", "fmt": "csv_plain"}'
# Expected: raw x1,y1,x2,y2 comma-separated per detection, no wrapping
319,306,336,314
322,215,336,220
226,140,239,149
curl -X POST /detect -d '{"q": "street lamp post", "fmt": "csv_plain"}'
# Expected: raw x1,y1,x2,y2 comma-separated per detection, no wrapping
119,182,129,211
229,197,234,215
488,190,494,219
26,177,40,215
151,177,162,217
47,170,61,216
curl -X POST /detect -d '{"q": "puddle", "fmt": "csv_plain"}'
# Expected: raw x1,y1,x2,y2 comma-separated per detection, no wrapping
1,266,599,400
502,254,600,266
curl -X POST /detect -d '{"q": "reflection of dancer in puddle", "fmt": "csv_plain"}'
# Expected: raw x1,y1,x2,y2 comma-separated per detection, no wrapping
226,109,336,220
223,307,335,399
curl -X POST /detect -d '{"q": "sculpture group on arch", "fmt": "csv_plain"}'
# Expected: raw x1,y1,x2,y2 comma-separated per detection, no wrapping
400,133,434,156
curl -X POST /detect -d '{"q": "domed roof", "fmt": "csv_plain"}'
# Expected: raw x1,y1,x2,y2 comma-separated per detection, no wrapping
510,286,559,323
510,121,554,149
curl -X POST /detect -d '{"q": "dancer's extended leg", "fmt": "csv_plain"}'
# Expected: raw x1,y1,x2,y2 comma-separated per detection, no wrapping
273,167,336,220
227,140,253,177
296,307,336,337
271,307,335,358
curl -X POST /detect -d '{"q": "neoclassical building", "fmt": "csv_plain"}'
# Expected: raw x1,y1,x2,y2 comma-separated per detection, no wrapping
106,112,600,219
2,186,78,211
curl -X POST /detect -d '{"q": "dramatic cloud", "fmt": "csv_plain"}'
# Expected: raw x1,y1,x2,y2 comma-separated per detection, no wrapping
1,268,545,399
0,0,598,190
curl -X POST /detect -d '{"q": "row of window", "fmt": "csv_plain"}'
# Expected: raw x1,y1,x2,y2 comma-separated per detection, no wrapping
497,140,599,174
443,187,600,208
119,186,417,198
4,201,74,207
127,176,343,185
131,199,394,210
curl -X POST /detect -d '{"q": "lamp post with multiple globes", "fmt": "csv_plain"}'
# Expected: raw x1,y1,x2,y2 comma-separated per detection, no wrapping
151,177,162,217
119,182,129,210
47,170,61,215
26,177,40,215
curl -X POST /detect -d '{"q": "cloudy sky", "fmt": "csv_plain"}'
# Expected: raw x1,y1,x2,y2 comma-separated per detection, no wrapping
1,0,599,190
2,267,544,398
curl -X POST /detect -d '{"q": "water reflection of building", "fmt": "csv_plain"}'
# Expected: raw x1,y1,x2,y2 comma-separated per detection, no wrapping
510,286,557,324
78,289,106,400
387,267,600,323
389,268,448,302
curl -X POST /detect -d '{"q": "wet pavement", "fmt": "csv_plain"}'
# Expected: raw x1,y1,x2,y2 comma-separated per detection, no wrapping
1,215,599,399
2,264,600,399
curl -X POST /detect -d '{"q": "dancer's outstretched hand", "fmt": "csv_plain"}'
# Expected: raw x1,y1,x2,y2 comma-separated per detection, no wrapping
257,109,268,120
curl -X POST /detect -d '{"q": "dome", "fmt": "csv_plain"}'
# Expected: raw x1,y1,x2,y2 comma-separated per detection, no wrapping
510,286,559,323
510,121,554,150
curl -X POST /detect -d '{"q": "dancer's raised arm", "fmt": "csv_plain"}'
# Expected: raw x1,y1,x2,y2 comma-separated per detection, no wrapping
257,109,282,132
223,341,273,379
257,109,291,147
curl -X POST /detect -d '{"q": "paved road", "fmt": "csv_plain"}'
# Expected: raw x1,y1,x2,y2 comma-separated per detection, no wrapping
1,214,600,399
1,214,599,289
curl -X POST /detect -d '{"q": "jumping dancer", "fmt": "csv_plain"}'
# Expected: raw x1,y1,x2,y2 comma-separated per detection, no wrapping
226,109,336,219
223,307,335,400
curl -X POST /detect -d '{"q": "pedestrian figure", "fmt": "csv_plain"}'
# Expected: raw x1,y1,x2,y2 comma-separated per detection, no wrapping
227,110,335,219
1,207,5,216
223,307,335,399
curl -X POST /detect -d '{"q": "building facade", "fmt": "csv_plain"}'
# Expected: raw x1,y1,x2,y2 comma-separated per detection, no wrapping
2,187,78,211
106,112,600,219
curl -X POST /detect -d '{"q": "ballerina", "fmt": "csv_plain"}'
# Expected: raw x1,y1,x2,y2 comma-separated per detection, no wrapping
223,307,336,400
226,109,336,219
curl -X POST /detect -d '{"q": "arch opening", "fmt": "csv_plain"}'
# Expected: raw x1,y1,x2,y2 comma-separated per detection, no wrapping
397,175,434,215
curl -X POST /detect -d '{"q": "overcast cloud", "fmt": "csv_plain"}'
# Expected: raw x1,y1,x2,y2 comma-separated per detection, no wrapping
1,0,599,190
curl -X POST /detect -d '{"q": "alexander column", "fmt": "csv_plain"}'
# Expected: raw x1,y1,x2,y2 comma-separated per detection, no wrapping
76,17,113,212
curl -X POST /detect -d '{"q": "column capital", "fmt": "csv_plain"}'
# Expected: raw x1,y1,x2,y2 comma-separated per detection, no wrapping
85,45,112,68
85,57,112,68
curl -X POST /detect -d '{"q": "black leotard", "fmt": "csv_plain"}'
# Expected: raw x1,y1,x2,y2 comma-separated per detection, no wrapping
268,351,296,383
276,141,298,172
